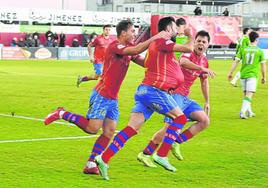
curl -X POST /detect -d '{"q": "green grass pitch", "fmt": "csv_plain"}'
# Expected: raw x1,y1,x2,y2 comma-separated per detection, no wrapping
0,59,267,187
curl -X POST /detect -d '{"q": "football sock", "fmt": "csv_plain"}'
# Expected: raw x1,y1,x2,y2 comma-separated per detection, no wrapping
241,97,251,113
62,111,89,133
89,134,110,162
143,140,159,155
102,126,137,163
175,129,194,144
157,114,187,157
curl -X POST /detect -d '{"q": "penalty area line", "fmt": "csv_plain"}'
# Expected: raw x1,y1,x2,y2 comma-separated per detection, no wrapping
0,135,99,144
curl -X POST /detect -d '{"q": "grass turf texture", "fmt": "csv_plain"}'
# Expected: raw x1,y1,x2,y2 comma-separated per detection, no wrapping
0,60,267,188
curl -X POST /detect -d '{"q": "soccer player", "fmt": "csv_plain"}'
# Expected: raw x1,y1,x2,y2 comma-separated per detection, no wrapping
228,31,266,119
95,17,215,180
44,20,170,174
137,30,213,168
76,25,113,87
230,28,252,87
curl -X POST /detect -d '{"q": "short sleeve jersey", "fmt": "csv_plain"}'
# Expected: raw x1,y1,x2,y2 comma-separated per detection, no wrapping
95,40,137,99
175,51,209,96
175,35,188,59
142,38,184,91
91,35,113,64
236,45,266,79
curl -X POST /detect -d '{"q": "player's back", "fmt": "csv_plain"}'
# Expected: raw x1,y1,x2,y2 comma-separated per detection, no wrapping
239,45,264,78
142,38,184,91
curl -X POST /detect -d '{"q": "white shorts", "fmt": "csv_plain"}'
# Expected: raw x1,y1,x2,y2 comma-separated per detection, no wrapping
241,77,257,92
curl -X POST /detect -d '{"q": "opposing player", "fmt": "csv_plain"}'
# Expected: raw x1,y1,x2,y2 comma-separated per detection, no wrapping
137,30,213,168
175,18,188,59
228,31,266,119
95,17,215,180
230,28,252,87
77,25,113,87
44,20,170,174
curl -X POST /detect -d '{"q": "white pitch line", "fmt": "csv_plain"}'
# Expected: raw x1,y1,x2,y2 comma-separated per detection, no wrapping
0,113,73,126
0,135,99,144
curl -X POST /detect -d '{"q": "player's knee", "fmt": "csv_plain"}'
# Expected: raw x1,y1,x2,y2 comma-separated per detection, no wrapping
84,125,99,134
173,114,187,125
199,115,210,130
103,127,116,139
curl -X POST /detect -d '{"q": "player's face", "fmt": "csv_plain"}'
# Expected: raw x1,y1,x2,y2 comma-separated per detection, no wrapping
103,27,111,36
194,36,209,55
176,24,186,35
125,25,135,43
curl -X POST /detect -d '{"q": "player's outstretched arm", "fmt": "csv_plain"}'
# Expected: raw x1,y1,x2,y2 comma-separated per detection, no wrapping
122,31,171,55
200,77,210,116
227,59,240,81
132,55,145,67
87,42,95,62
180,57,216,78
261,61,266,84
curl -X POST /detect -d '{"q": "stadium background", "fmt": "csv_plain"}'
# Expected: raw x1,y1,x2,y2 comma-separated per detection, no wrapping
0,0,267,187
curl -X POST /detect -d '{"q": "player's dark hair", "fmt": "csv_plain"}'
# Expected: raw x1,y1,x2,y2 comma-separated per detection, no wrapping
158,16,175,32
243,28,250,35
196,30,210,43
116,20,133,37
103,24,112,30
176,18,186,26
249,31,259,43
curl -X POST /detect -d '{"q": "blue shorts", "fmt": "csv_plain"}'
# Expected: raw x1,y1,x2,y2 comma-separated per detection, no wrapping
164,94,203,123
132,85,178,120
86,90,119,121
93,63,103,76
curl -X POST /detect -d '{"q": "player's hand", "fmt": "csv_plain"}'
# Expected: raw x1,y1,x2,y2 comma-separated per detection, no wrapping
155,31,171,40
90,58,94,63
261,78,266,84
201,67,216,78
227,74,233,81
204,102,210,117
184,28,192,37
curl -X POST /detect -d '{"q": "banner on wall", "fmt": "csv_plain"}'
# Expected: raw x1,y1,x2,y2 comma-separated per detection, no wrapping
58,47,89,60
2,47,57,60
151,15,242,45
0,8,151,26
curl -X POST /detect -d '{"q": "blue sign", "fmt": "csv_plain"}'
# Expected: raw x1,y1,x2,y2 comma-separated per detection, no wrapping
58,47,90,60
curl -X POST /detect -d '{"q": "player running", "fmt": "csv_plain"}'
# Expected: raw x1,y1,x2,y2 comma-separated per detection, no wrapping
230,28,252,87
44,20,170,174
228,31,266,119
137,30,213,168
95,17,215,180
77,25,113,87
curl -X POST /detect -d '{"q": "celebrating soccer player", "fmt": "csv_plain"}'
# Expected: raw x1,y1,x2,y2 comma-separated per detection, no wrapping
137,30,214,168
76,25,113,87
44,20,170,174
228,31,266,119
95,17,215,180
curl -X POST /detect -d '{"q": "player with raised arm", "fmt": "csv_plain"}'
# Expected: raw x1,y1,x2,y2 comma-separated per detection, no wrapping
228,31,266,119
77,25,113,87
95,17,215,180
137,30,213,167
44,20,170,174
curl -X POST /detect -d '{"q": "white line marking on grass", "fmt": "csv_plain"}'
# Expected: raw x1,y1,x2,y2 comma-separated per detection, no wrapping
0,113,73,126
0,135,99,144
